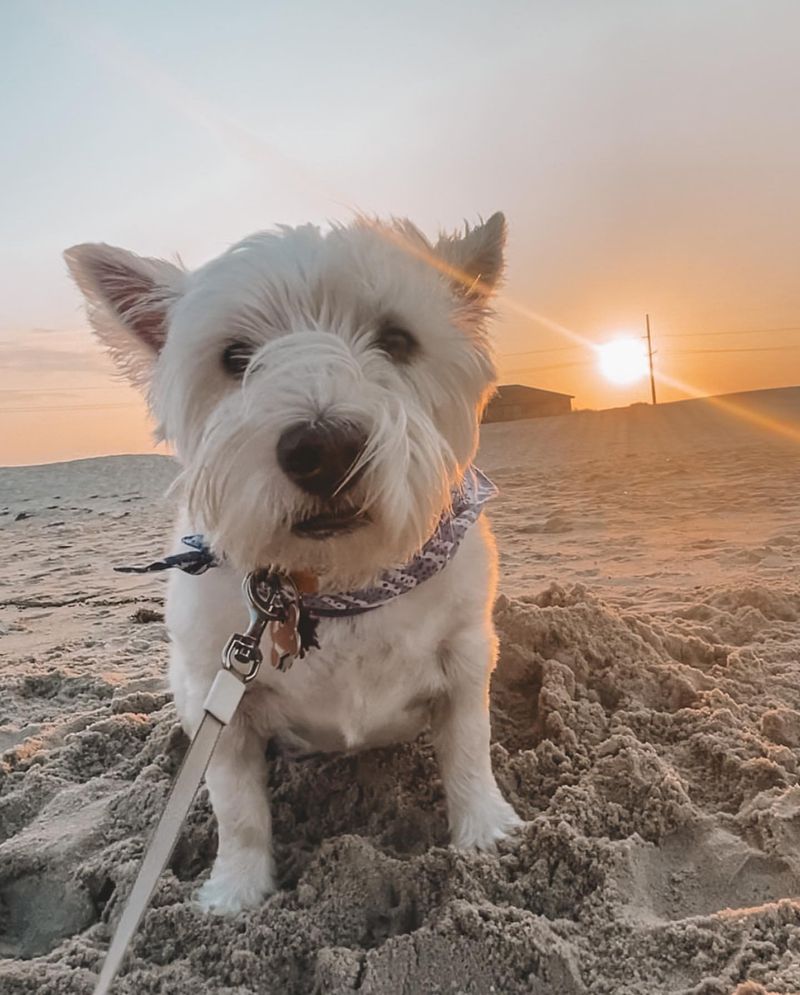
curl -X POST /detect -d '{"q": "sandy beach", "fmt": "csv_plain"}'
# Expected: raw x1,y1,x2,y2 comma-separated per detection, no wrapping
2,387,800,994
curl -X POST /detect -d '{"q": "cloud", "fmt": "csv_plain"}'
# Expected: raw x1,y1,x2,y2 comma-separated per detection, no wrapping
0,339,108,374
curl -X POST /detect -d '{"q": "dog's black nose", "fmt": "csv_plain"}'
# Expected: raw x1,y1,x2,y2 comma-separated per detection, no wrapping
277,420,368,499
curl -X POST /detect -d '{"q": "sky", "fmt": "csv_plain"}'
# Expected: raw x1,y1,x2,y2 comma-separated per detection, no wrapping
2,0,800,465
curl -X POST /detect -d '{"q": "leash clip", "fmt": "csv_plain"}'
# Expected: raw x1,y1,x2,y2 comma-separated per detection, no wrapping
222,569,301,680
221,631,264,682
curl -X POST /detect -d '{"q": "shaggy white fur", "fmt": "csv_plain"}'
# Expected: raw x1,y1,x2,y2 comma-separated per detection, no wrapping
65,214,521,914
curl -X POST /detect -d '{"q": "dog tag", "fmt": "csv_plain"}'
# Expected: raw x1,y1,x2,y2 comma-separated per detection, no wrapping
269,600,300,671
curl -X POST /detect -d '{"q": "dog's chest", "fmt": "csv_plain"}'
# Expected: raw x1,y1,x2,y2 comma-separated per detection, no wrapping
168,564,457,754
256,625,448,754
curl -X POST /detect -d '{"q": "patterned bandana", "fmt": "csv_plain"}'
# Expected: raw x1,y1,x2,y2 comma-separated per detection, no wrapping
117,466,497,620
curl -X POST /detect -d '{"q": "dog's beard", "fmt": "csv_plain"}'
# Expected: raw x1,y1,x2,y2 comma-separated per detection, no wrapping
177,399,461,590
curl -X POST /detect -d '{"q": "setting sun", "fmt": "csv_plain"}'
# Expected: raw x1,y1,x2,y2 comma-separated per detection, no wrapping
596,337,649,386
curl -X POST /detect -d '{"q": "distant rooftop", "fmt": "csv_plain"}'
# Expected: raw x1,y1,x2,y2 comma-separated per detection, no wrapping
495,384,575,401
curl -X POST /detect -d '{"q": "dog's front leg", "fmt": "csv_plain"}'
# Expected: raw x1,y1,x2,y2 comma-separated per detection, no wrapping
196,717,276,915
432,630,522,850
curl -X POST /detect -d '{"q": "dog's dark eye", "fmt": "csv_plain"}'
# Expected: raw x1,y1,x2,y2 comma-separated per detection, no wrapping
374,323,418,364
221,341,255,378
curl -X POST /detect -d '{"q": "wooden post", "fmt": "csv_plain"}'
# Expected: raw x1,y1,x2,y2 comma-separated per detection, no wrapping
646,313,657,405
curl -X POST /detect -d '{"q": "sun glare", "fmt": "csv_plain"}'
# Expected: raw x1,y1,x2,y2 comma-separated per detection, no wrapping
597,337,649,385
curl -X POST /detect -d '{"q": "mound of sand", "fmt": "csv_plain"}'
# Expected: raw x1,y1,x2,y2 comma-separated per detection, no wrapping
2,388,800,994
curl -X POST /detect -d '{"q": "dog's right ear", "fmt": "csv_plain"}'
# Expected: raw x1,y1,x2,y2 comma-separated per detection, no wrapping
64,243,185,388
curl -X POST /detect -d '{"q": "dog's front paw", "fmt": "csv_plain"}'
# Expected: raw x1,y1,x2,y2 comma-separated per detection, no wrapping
196,852,276,915
450,796,523,851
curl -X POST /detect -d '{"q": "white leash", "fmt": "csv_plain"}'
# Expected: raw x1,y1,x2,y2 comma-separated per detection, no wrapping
94,570,301,995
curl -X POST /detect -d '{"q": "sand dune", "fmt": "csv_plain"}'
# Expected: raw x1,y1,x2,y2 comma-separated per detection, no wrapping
1,388,799,994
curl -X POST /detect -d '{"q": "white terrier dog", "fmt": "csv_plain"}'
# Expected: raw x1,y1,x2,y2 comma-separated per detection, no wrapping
65,214,521,914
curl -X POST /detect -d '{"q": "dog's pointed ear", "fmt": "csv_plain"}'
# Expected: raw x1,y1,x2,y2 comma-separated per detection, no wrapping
64,243,185,387
435,212,506,299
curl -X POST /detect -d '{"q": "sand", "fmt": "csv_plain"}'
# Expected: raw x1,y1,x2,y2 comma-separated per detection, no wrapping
1,387,800,994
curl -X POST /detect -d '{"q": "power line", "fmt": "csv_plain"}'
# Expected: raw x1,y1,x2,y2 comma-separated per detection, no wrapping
502,344,800,374
671,344,800,355
660,325,800,338
499,339,800,374
498,344,583,359
497,325,800,365
501,360,590,376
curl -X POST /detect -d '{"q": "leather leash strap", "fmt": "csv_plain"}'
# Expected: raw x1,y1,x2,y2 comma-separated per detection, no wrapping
94,670,245,995
94,569,299,994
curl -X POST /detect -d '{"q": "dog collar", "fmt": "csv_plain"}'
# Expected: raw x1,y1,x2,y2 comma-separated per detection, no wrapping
117,465,497,619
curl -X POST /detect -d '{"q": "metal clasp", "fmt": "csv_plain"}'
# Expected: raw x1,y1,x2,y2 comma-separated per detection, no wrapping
221,569,301,681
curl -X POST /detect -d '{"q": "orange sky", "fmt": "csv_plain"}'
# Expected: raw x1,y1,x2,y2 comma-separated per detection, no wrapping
2,1,800,466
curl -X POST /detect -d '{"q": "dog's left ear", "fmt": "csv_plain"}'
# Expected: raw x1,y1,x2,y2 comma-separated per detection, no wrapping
435,212,506,299
64,243,185,388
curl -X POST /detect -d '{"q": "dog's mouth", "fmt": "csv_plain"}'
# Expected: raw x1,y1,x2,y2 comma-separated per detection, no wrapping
291,507,371,540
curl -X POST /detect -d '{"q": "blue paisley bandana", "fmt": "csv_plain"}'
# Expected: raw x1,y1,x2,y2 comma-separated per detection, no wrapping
117,466,497,620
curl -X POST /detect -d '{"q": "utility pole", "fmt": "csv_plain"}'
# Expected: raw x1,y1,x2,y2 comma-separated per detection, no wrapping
645,313,657,405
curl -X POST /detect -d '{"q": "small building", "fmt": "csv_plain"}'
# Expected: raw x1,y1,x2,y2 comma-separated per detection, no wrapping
483,384,573,423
